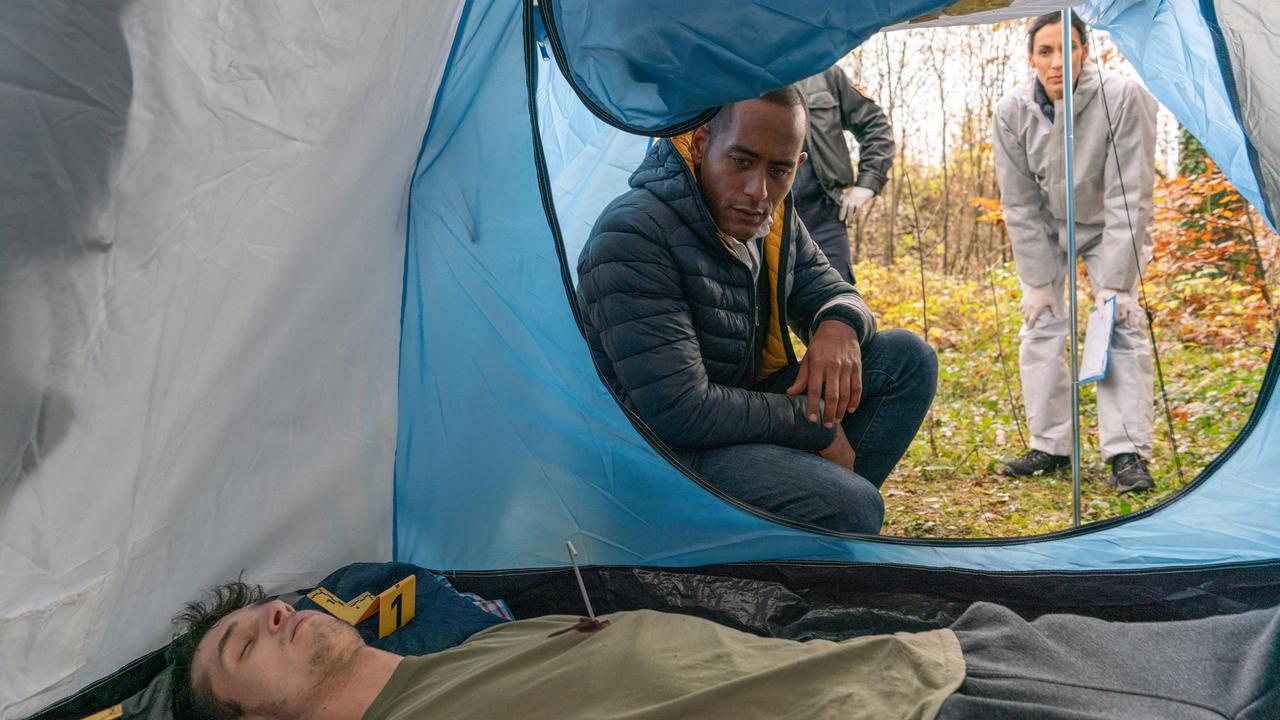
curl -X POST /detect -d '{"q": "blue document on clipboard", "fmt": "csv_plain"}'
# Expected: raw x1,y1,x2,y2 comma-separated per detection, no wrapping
1078,295,1115,384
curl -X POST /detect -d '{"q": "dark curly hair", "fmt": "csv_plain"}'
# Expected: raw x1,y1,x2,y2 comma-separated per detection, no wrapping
167,579,267,720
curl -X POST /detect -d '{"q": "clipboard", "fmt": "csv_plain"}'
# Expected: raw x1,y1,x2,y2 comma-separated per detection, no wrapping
1078,295,1115,384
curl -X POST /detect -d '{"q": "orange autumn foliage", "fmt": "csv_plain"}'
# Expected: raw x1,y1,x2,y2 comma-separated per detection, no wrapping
1147,160,1279,348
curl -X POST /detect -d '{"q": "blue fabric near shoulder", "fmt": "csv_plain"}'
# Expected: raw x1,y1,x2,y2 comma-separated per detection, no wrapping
293,562,507,655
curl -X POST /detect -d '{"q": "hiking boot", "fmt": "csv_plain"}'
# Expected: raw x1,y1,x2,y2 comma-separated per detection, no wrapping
1002,449,1070,477
1110,453,1154,493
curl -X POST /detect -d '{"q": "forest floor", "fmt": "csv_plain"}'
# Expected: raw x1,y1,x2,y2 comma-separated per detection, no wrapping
852,258,1275,538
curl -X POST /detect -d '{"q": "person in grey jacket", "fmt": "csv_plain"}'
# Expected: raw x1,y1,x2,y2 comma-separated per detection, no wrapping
577,87,936,534
794,65,896,283
993,12,1157,491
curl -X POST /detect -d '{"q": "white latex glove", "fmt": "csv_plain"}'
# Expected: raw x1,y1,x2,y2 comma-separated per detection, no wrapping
1097,288,1143,326
838,186,875,223
1020,283,1060,327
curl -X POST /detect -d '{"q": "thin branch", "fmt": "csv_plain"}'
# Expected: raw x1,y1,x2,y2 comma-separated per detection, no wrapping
902,163,939,457
988,270,1028,449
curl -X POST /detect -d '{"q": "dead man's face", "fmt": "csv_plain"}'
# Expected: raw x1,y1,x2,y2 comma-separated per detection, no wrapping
191,599,364,718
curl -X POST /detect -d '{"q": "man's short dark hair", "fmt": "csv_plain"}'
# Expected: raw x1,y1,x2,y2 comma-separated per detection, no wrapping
168,579,267,720
1027,11,1088,54
706,84,808,135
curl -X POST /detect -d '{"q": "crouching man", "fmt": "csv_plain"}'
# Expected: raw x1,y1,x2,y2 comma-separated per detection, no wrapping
170,580,1280,719
576,86,936,534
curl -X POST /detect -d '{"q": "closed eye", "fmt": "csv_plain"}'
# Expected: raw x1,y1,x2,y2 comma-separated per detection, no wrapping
239,638,253,661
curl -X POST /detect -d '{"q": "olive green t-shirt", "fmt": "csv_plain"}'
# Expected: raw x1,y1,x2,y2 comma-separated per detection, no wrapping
363,609,964,720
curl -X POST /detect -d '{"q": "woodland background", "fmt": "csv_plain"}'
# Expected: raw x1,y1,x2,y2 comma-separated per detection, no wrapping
832,23,1278,537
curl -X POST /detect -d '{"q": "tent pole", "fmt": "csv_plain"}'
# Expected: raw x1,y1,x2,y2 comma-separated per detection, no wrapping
1062,8,1082,528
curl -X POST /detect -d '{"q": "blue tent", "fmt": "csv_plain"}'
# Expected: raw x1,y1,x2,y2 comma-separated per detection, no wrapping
397,0,1280,570
4,0,1278,715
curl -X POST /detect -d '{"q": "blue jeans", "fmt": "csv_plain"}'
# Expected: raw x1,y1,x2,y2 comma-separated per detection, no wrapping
793,160,854,284
676,329,937,534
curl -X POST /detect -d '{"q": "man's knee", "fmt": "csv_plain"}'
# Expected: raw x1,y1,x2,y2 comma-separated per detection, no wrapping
871,328,938,384
830,479,886,534
808,469,885,534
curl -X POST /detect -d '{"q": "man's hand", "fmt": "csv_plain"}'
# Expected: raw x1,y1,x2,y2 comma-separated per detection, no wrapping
817,425,856,470
786,320,862,428
838,187,875,224
1020,283,1059,328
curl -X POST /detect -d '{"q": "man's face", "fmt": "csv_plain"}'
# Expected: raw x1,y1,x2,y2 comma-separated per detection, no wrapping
191,599,364,718
690,98,808,240
1029,22,1085,102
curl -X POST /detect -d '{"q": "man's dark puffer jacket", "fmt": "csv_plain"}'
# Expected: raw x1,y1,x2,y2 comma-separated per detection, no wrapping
577,138,877,452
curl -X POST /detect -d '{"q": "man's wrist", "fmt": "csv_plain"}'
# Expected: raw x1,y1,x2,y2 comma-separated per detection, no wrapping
853,176,885,195
790,398,838,450
812,310,864,340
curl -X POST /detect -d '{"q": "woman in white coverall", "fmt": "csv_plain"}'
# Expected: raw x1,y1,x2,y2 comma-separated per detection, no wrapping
993,12,1157,492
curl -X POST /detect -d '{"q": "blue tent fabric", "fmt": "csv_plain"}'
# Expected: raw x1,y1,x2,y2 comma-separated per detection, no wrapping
396,0,866,571
395,0,1280,574
534,22,651,274
539,0,955,133
1080,0,1277,231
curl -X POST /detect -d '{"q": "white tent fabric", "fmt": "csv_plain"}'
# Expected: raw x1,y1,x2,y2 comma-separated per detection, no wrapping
1210,0,1280,222
884,0,1085,30
0,2,463,716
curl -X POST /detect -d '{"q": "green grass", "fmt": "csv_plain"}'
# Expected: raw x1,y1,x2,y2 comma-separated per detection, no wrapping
850,259,1274,538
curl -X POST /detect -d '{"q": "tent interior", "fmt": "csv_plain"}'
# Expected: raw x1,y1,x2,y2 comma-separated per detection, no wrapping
4,0,1280,717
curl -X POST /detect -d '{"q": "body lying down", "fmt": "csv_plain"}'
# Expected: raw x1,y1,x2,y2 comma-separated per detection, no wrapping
169,580,1280,720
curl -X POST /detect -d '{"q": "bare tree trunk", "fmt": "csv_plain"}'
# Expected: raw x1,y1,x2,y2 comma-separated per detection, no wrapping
928,39,951,274
850,22,1021,274
883,173,898,265
853,210,865,264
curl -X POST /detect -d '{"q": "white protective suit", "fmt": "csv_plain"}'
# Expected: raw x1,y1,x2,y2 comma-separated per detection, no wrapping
993,62,1157,460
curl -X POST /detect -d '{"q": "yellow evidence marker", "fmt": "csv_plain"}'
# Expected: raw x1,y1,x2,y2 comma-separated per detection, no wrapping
305,573,416,639
377,574,416,639
305,587,377,626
